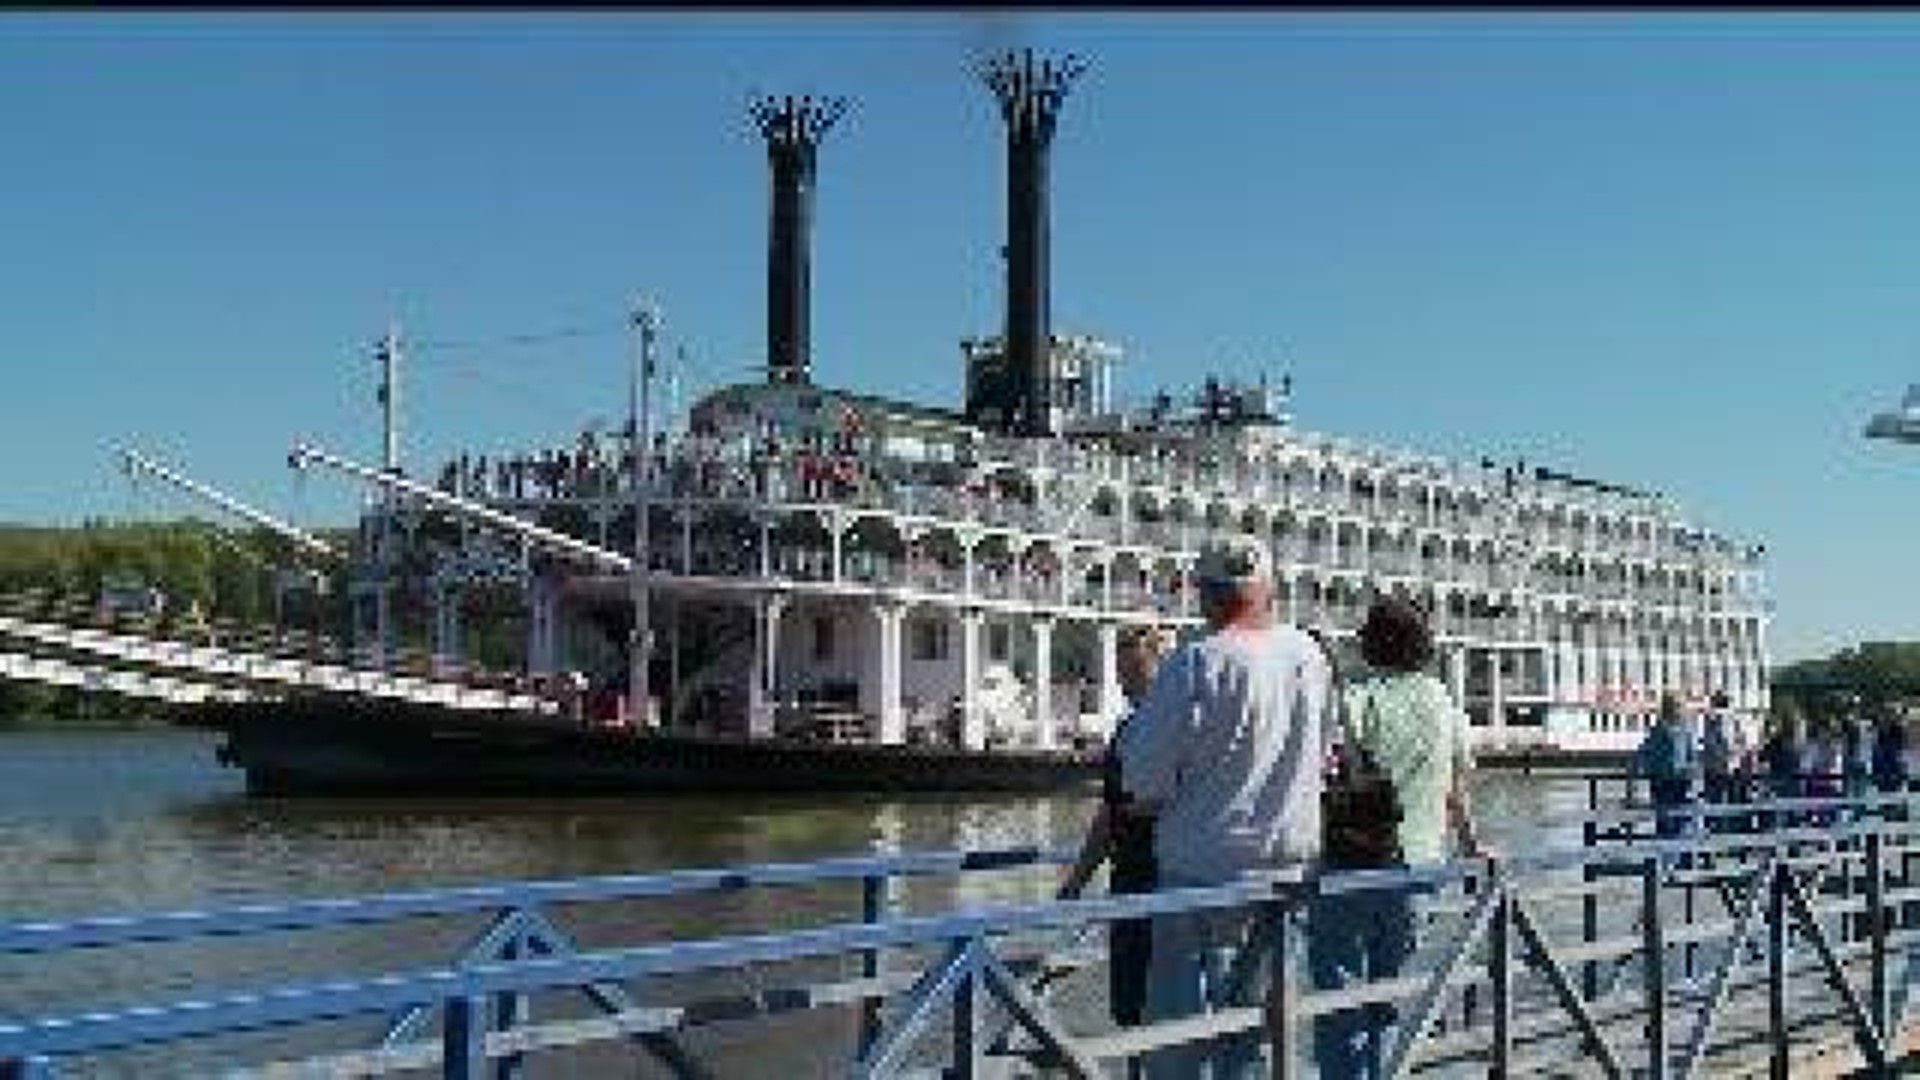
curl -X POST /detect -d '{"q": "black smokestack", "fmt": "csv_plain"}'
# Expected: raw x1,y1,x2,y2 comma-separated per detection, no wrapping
750,94,847,386
979,49,1085,436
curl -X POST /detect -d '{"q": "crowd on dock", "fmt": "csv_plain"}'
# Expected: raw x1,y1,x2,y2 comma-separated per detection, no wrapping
1632,690,1909,838
1049,532,1909,1079
1056,537,1483,1078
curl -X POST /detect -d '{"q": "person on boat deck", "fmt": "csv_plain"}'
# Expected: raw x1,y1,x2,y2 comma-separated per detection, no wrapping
1310,595,1484,1080
1057,623,1178,1030
1633,694,1697,841
1111,537,1331,1080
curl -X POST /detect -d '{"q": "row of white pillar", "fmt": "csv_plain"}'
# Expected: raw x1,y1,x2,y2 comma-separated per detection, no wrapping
741,595,1133,752
603,497,1761,632
1545,624,1769,718
387,565,1765,744
353,575,563,679
1439,630,1767,742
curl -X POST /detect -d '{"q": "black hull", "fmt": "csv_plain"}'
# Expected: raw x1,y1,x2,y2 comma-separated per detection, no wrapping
180,696,1103,796
1472,747,1634,772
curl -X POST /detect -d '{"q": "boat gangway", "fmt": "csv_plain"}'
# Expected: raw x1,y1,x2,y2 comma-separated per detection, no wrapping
5,780,1920,1078
0,591,553,715
0,647,250,706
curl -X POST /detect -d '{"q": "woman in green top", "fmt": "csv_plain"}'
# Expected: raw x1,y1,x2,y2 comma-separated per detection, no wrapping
1312,597,1485,1079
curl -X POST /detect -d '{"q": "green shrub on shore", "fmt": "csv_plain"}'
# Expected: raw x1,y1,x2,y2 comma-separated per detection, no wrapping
1772,641,1920,727
0,519,351,620
0,518,351,725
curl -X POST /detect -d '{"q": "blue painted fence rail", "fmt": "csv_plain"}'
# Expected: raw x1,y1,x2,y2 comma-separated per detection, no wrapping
4,780,1920,1077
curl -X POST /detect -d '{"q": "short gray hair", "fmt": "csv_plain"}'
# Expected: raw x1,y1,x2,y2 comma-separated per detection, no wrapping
1194,537,1273,588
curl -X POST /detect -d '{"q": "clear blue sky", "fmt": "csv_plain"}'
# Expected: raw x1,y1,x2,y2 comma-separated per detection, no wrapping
4,11,1918,662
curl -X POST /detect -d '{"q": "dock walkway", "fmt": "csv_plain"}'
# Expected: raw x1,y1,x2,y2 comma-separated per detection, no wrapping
6,781,1920,1076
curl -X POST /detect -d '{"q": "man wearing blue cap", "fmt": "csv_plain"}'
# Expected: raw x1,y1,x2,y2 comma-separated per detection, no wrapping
1113,536,1331,1078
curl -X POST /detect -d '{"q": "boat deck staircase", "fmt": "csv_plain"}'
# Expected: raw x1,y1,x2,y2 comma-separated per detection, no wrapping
0,590,554,716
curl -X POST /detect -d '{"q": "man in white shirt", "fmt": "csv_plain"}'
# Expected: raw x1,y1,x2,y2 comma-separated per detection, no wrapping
1115,537,1331,1079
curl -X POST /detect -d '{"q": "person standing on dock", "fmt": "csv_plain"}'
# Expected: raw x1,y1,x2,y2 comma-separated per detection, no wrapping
1634,694,1698,841
1873,709,1909,797
1310,595,1484,1080
1057,623,1178,1031
1843,709,1876,803
1111,537,1330,1080
1761,711,1813,830
1807,719,1847,825
1700,691,1744,832
1870,709,1915,929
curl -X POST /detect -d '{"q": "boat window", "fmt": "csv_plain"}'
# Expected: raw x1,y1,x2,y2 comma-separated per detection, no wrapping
887,435,926,462
910,619,949,662
813,616,834,661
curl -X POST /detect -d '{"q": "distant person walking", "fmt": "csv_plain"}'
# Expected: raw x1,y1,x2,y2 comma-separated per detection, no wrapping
1310,596,1483,1080
1113,539,1331,1079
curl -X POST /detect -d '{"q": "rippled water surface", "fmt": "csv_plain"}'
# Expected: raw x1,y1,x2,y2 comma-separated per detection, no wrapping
0,727,1604,1077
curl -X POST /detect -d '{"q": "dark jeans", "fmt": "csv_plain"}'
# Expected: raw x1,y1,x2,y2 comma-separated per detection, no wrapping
1141,883,1288,1080
1703,774,1743,833
1766,777,1805,831
1649,780,1695,842
1108,815,1157,1028
1309,885,1418,1080
1110,912,1152,1027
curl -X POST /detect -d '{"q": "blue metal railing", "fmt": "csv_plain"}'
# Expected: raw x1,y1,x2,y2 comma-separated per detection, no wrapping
0,843,1081,1078
5,786,1920,1077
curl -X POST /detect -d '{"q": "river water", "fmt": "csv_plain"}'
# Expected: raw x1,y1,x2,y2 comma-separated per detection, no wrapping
0,727,1608,1077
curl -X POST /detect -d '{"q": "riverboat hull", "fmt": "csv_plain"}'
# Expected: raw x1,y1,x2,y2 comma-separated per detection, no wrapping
182,696,1104,796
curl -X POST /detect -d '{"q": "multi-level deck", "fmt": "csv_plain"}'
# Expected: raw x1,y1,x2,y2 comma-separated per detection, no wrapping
377,371,1770,763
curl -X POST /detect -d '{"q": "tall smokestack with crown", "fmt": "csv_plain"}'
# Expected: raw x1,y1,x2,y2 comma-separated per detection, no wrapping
979,49,1086,436
751,94,847,386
